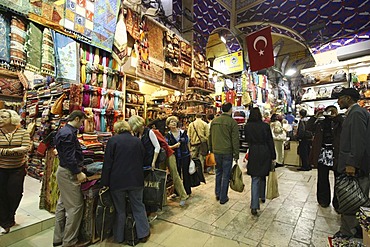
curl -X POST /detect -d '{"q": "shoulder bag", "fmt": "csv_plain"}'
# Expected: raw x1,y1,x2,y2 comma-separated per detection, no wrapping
192,124,208,156
230,162,244,193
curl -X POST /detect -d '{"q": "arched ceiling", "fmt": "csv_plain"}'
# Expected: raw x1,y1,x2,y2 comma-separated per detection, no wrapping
187,0,370,55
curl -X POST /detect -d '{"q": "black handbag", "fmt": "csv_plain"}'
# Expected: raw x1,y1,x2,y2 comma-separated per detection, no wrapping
331,86,344,98
335,174,370,215
143,169,167,209
95,187,115,241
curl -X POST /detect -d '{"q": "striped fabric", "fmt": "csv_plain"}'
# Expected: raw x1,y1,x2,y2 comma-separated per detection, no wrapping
0,128,30,169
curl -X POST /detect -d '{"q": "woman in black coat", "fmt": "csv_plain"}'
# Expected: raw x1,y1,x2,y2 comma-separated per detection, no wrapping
244,107,276,216
100,121,150,243
306,105,343,209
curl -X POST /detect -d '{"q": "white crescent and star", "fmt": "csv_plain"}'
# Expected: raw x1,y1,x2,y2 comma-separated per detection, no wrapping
253,36,268,56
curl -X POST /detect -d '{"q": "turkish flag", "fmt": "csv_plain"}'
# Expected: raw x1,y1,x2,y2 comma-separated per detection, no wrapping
246,26,274,72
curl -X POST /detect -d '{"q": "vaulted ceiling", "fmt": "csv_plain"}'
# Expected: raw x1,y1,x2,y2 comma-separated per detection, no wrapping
183,0,370,72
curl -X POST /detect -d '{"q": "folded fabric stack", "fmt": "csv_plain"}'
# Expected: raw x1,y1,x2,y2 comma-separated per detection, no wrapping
97,131,112,149
80,134,104,162
357,207,370,232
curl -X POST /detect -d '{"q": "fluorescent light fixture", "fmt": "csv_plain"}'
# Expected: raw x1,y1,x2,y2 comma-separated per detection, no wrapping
358,35,369,39
220,36,226,44
285,69,297,76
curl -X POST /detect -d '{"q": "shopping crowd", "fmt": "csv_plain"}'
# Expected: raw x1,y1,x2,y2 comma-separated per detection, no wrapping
1,87,370,245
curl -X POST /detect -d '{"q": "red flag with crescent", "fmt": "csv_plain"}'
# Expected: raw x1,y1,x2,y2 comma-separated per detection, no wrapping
246,26,274,72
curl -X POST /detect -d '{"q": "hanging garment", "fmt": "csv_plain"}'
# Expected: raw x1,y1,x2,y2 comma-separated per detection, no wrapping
41,28,55,76
112,9,128,65
10,16,27,67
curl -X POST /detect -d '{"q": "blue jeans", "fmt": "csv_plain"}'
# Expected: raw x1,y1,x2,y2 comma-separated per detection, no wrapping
251,176,266,210
214,154,233,203
110,188,150,243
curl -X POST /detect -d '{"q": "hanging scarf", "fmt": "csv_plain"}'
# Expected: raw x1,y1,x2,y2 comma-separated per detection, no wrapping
112,9,128,65
93,109,101,131
10,16,27,67
53,31,79,83
0,13,10,66
41,28,55,76
25,22,42,73
100,108,106,132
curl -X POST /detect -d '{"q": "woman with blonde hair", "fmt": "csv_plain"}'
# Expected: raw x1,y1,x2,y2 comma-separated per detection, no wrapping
0,109,30,233
101,120,150,243
128,115,188,207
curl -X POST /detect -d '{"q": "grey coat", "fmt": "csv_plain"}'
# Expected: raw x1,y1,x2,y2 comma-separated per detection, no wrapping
337,104,370,175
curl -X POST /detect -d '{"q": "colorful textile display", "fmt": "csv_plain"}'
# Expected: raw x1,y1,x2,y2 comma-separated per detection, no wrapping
112,8,128,65
63,0,95,39
41,28,55,76
90,0,120,52
0,0,29,15
25,22,43,73
29,0,65,28
10,16,27,67
53,31,79,83
0,13,10,66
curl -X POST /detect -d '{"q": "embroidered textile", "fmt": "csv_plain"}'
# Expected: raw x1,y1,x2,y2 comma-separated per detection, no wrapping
25,22,42,73
0,13,10,65
147,19,164,63
63,0,95,39
125,8,140,40
53,31,79,83
0,0,29,15
41,28,55,76
10,16,27,67
90,0,120,52
29,0,65,27
112,9,128,65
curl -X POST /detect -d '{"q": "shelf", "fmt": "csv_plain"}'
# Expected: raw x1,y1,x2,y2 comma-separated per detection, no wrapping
186,100,213,105
301,80,348,88
301,98,338,103
301,55,370,74
187,87,214,93
125,103,144,107
0,94,23,102
126,88,145,95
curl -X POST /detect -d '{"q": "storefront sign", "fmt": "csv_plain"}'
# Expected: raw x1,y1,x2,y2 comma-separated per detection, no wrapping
213,51,244,75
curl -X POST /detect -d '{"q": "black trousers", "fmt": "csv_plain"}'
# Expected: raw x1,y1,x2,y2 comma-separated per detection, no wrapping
176,156,191,195
298,140,311,170
0,166,26,229
317,162,339,208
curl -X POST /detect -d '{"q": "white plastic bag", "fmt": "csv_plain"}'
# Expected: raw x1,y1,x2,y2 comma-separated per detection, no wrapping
189,159,196,175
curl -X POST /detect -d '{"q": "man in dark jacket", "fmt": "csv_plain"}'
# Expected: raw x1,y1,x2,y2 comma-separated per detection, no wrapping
209,103,239,205
334,88,370,239
53,110,88,247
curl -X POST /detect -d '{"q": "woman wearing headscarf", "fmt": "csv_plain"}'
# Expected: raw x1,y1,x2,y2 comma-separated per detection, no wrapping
244,107,276,216
100,120,150,243
0,109,30,233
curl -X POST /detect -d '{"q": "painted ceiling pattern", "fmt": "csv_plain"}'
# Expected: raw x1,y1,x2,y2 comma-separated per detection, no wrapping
236,0,370,49
192,0,231,53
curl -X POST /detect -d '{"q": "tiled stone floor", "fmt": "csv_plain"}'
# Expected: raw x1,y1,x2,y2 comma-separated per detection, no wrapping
4,158,349,247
